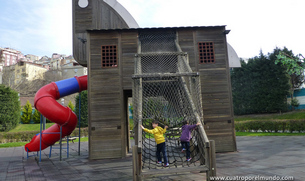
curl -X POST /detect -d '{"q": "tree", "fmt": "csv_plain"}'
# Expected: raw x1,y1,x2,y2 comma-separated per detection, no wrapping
231,50,290,115
32,109,41,124
2,66,16,87
75,91,88,127
275,49,305,77
0,85,20,131
68,100,75,112
21,100,32,124
275,47,305,109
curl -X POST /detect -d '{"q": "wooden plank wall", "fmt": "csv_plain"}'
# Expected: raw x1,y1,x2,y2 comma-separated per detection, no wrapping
73,0,129,67
88,31,122,159
87,27,236,160
121,31,138,89
88,30,138,159
178,27,237,152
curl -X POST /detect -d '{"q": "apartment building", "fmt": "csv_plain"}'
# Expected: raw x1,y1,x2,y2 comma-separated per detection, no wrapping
25,54,40,62
49,56,87,79
14,61,47,85
0,48,24,68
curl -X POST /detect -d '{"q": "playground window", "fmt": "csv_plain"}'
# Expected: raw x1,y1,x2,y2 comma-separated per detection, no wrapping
101,45,118,68
198,42,215,64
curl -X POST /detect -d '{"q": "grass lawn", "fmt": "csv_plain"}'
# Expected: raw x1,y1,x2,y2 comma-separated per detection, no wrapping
0,123,89,148
0,142,28,148
0,137,89,148
234,110,305,121
9,123,55,132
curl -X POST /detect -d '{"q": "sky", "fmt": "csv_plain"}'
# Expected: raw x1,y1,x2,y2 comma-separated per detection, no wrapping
0,0,304,59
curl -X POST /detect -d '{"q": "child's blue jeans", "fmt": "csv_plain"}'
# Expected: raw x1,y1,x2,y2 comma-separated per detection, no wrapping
181,141,190,159
156,142,168,164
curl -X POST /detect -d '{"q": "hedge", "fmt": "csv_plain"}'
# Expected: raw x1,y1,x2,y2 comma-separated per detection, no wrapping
0,127,88,143
235,120,305,133
3,120,304,143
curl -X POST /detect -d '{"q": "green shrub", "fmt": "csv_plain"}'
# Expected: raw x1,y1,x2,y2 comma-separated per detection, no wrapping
287,120,305,133
68,100,75,112
260,120,278,132
277,120,288,132
272,120,281,133
0,85,20,132
0,131,37,143
129,119,134,131
32,109,41,124
235,119,305,133
235,121,248,132
21,100,32,124
291,98,300,110
75,91,88,127
247,121,261,132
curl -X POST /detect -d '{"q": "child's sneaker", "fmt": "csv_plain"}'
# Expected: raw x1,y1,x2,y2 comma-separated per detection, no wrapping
181,148,186,153
157,161,162,164
163,163,169,167
186,158,192,162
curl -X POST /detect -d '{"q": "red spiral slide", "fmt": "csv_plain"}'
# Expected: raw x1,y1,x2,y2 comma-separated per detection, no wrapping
25,75,87,152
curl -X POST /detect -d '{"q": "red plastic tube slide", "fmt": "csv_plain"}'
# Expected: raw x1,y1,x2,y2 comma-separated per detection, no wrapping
25,75,87,152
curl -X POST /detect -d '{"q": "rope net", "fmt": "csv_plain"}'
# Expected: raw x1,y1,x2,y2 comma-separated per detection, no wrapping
133,30,207,170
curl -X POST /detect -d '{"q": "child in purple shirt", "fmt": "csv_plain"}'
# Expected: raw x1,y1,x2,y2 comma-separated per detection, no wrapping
180,121,200,161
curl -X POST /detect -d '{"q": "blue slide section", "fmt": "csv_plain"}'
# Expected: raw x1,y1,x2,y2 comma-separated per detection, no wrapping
55,77,80,97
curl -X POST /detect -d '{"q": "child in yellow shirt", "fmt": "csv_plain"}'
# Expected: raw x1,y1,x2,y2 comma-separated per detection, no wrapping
140,120,169,167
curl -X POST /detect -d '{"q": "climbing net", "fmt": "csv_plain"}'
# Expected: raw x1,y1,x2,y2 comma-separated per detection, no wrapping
132,30,207,170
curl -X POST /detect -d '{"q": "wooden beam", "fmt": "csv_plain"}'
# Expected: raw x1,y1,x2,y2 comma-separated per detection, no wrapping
132,72,199,79
141,165,209,176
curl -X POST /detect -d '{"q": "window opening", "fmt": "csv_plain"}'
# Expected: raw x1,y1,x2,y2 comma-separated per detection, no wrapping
101,45,117,68
198,42,215,64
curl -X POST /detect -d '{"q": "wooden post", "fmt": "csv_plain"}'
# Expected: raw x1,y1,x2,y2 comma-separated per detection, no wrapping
206,140,216,181
137,78,143,152
138,151,142,181
205,141,211,181
132,145,137,181
132,145,140,181
210,140,216,176
135,40,143,152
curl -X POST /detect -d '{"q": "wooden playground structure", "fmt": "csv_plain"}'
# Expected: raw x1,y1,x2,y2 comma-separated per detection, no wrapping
73,0,236,179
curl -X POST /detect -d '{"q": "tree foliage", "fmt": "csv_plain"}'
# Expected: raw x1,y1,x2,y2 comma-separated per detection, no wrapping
274,47,305,110
32,109,41,124
75,91,88,127
231,50,290,115
21,100,32,124
275,47,305,90
68,100,75,112
0,85,20,131
275,49,305,76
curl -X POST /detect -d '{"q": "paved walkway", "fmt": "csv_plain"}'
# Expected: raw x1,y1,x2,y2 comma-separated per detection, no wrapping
0,136,304,181
217,136,305,181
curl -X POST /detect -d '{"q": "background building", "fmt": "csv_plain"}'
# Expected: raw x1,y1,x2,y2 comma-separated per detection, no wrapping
25,54,40,62
0,47,24,67
14,61,48,84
